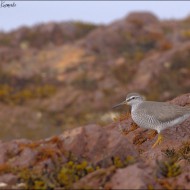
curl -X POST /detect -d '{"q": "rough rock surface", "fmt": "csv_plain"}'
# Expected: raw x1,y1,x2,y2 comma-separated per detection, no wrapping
0,94,189,189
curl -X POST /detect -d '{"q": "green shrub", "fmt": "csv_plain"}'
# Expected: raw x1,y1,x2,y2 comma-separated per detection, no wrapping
157,159,181,178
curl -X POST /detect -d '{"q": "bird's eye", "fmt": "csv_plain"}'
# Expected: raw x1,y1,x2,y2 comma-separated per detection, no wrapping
132,97,135,99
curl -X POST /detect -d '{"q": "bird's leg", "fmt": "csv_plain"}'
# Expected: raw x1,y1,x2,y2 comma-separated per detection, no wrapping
152,133,163,148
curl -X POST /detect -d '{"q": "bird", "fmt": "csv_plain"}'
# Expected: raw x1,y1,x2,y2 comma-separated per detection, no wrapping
113,92,190,148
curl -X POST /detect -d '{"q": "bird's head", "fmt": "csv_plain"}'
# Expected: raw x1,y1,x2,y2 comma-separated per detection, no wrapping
113,92,144,108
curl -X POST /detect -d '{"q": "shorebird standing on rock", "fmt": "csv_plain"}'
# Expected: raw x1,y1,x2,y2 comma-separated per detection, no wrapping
113,92,190,148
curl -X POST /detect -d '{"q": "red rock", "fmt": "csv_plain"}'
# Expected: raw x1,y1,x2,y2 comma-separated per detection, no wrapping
73,166,116,189
61,124,139,164
9,147,37,167
105,164,151,189
0,174,17,185
126,12,159,29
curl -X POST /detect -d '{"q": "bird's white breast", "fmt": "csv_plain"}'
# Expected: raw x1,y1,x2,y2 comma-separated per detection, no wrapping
131,103,160,130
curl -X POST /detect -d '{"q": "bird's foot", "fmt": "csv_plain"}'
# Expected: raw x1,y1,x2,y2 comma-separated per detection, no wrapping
152,134,163,148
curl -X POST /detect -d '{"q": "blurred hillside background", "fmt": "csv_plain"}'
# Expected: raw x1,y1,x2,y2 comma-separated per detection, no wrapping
1,1,190,140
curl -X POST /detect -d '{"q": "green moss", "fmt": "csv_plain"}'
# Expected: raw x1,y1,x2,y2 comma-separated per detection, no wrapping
16,152,135,189
147,184,155,190
34,180,46,190
113,156,124,168
181,30,190,39
0,84,12,103
0,83,56,105
33,85,57,98
125,155,136,165
178,141,190,162
157,159,181,178
162,148,178,159
57,160,95,188
0,68,58,105
18,167,56,189
162,142,190,164
58,167,77,188
112,155,136,168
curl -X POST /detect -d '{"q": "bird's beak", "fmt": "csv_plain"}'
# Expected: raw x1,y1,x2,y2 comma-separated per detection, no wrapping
112,100,127,109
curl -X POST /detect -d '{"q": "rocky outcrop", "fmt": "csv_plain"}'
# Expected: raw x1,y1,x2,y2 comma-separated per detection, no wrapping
0,21,97,49
126,12,159,26
0,94,189,189
0,11,190,146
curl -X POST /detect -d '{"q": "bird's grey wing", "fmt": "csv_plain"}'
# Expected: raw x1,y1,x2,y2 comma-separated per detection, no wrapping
139,101,190,123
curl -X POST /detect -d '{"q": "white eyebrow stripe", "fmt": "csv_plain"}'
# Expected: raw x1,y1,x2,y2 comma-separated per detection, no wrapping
128,96,138,101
